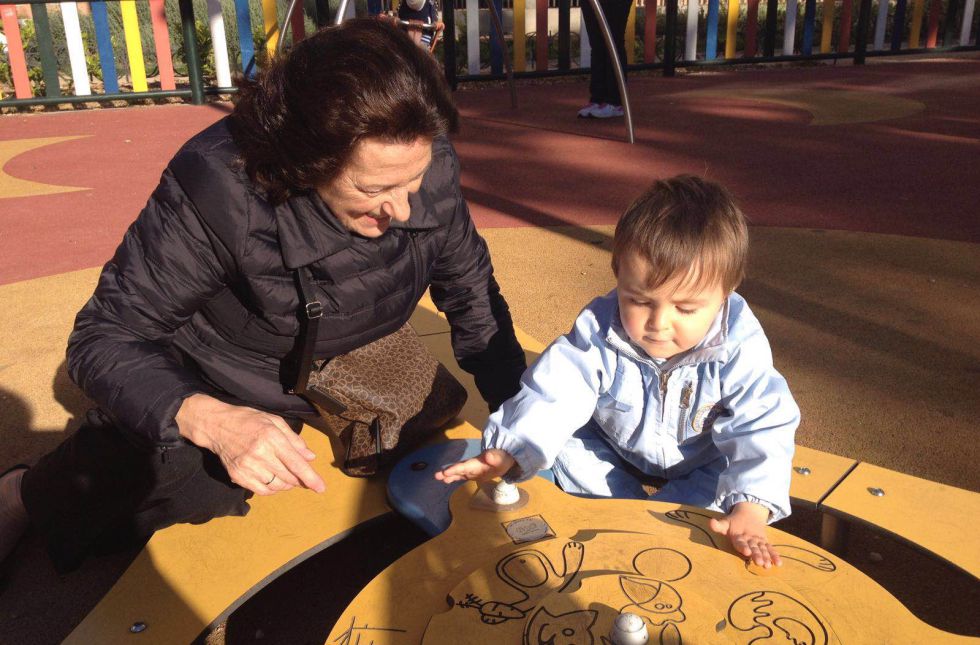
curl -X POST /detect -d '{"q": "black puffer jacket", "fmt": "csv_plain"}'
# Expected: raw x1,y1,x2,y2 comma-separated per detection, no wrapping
67,118,526,446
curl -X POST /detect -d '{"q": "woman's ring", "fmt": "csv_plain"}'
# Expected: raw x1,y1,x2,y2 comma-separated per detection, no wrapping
264,474,277,486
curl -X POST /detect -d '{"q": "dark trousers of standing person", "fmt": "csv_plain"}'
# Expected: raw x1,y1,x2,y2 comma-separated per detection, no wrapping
16,408,297,572
581,0,632,106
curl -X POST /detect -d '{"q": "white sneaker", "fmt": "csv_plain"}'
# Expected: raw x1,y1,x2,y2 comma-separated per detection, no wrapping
591,103,624,118
577,102,600,118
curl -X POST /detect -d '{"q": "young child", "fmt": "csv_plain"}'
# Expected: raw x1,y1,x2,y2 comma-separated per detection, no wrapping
397,0,443,51
437,175,799,568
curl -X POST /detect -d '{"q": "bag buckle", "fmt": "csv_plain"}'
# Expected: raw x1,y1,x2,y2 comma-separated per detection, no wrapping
305,300,323,319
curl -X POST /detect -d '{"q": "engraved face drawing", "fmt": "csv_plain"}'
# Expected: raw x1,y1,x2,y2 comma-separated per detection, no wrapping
524,607,598,645
617,548,692,627
619,577,686,625
502,552,553,589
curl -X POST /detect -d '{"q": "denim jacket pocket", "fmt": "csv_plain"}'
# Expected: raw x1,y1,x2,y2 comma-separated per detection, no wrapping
594,363,643,439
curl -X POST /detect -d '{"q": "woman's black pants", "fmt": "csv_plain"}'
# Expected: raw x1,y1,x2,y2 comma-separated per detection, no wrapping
581,0,633,106
20,409,254,572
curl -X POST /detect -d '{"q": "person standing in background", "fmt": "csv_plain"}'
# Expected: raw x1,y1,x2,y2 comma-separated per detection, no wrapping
578,0,632,119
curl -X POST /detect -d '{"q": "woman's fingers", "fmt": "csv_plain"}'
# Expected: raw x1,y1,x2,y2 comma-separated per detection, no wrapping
276,422,317,461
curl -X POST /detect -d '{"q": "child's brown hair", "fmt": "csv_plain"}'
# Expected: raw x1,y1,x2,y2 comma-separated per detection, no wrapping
612,175,748,294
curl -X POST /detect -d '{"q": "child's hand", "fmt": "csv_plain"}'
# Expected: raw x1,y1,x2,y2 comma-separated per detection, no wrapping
434,449,515,484
708,502,782,568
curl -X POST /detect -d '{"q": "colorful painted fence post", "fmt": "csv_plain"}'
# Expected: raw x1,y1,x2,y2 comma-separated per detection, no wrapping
490,0,503,74
207,0,233,87
90,1,120,93
31,3,61,96
891,0,908,50
744,0,759,57
705,0,720,58
685,0,699,60
873,0,889,49
784,0,799,54
924,0,942,47
725,0,739,58
802,0,817,54
467,0,479,74
820,0,834,52
908,0,926,47
150,0,176,90
120,0,148,92
60,2,91,95
514,0,527,71
233,0,257,76
645,0,659,62
1,4,32,98
962,0,977,44
536,0,548,71
838,0,854,52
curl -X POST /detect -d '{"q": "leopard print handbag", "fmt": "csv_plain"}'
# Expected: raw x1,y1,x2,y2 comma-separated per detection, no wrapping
304,322,468,477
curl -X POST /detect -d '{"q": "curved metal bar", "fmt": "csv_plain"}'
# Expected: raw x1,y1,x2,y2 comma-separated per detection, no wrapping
482,0,518,109
276,0,303,57
584,0,634,143
335,0,352,25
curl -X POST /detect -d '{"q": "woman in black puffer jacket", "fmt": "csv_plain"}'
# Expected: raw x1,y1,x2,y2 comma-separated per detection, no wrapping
0,19,526,571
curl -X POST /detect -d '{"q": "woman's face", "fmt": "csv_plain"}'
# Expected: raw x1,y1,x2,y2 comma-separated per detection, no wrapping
317,137,433,238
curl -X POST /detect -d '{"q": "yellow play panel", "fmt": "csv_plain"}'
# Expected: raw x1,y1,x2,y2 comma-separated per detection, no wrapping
328,477,975,644
789,446,856,508
821,462,980,579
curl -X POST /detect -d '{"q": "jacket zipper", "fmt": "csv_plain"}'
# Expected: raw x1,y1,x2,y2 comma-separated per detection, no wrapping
658,371,671,422
677,381,693,442
408,231,423,297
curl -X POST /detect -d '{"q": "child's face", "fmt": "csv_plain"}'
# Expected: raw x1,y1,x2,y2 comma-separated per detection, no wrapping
616,252,728,360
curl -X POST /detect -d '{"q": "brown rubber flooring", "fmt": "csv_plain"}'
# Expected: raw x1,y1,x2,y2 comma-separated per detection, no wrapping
0,54,978,643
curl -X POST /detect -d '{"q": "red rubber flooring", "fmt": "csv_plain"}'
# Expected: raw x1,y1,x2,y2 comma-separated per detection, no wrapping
1,56,979,286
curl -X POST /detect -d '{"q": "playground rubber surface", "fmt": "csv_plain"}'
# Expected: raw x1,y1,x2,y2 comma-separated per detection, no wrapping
1,54,978,642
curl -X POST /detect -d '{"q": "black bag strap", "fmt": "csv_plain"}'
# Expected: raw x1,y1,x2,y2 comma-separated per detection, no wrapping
289,267,323,395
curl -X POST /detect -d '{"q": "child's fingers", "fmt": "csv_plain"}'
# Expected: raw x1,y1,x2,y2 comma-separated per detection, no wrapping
708,517,730,536
766,542,782,567
435,457,485,482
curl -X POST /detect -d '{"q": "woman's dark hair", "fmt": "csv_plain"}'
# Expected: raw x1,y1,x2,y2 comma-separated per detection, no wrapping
230,18,459,203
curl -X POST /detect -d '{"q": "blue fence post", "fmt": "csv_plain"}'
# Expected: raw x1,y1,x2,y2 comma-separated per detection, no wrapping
490,0,504,74
90,1,119,93
802,0,816,54
890,0,907,50
705,0,720,59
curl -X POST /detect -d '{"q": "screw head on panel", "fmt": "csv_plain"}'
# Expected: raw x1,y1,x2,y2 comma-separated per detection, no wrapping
868,487,885,497
794,466,812,476
130,622,147,634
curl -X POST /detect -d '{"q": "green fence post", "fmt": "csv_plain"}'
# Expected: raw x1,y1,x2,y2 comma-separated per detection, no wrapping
179,0,205,104
30,2,61,98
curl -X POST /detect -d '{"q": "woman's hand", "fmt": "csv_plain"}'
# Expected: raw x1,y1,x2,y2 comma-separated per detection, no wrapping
176,394,326,496
708,501,782,568
435,449,515,484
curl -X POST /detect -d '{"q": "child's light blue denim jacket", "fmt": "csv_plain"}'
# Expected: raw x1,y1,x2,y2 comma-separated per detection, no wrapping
483,290,800,521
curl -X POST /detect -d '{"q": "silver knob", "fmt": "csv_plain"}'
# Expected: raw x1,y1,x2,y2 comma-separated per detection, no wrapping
609,612,649,645
492,481,520,505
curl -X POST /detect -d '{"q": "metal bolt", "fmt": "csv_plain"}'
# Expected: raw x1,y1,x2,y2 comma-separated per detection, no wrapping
410,461,427,471
868,487,885,497
794,466,811,476
130,622,147,634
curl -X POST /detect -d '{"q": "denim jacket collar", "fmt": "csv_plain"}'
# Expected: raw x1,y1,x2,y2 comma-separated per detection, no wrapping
603,292,732,373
